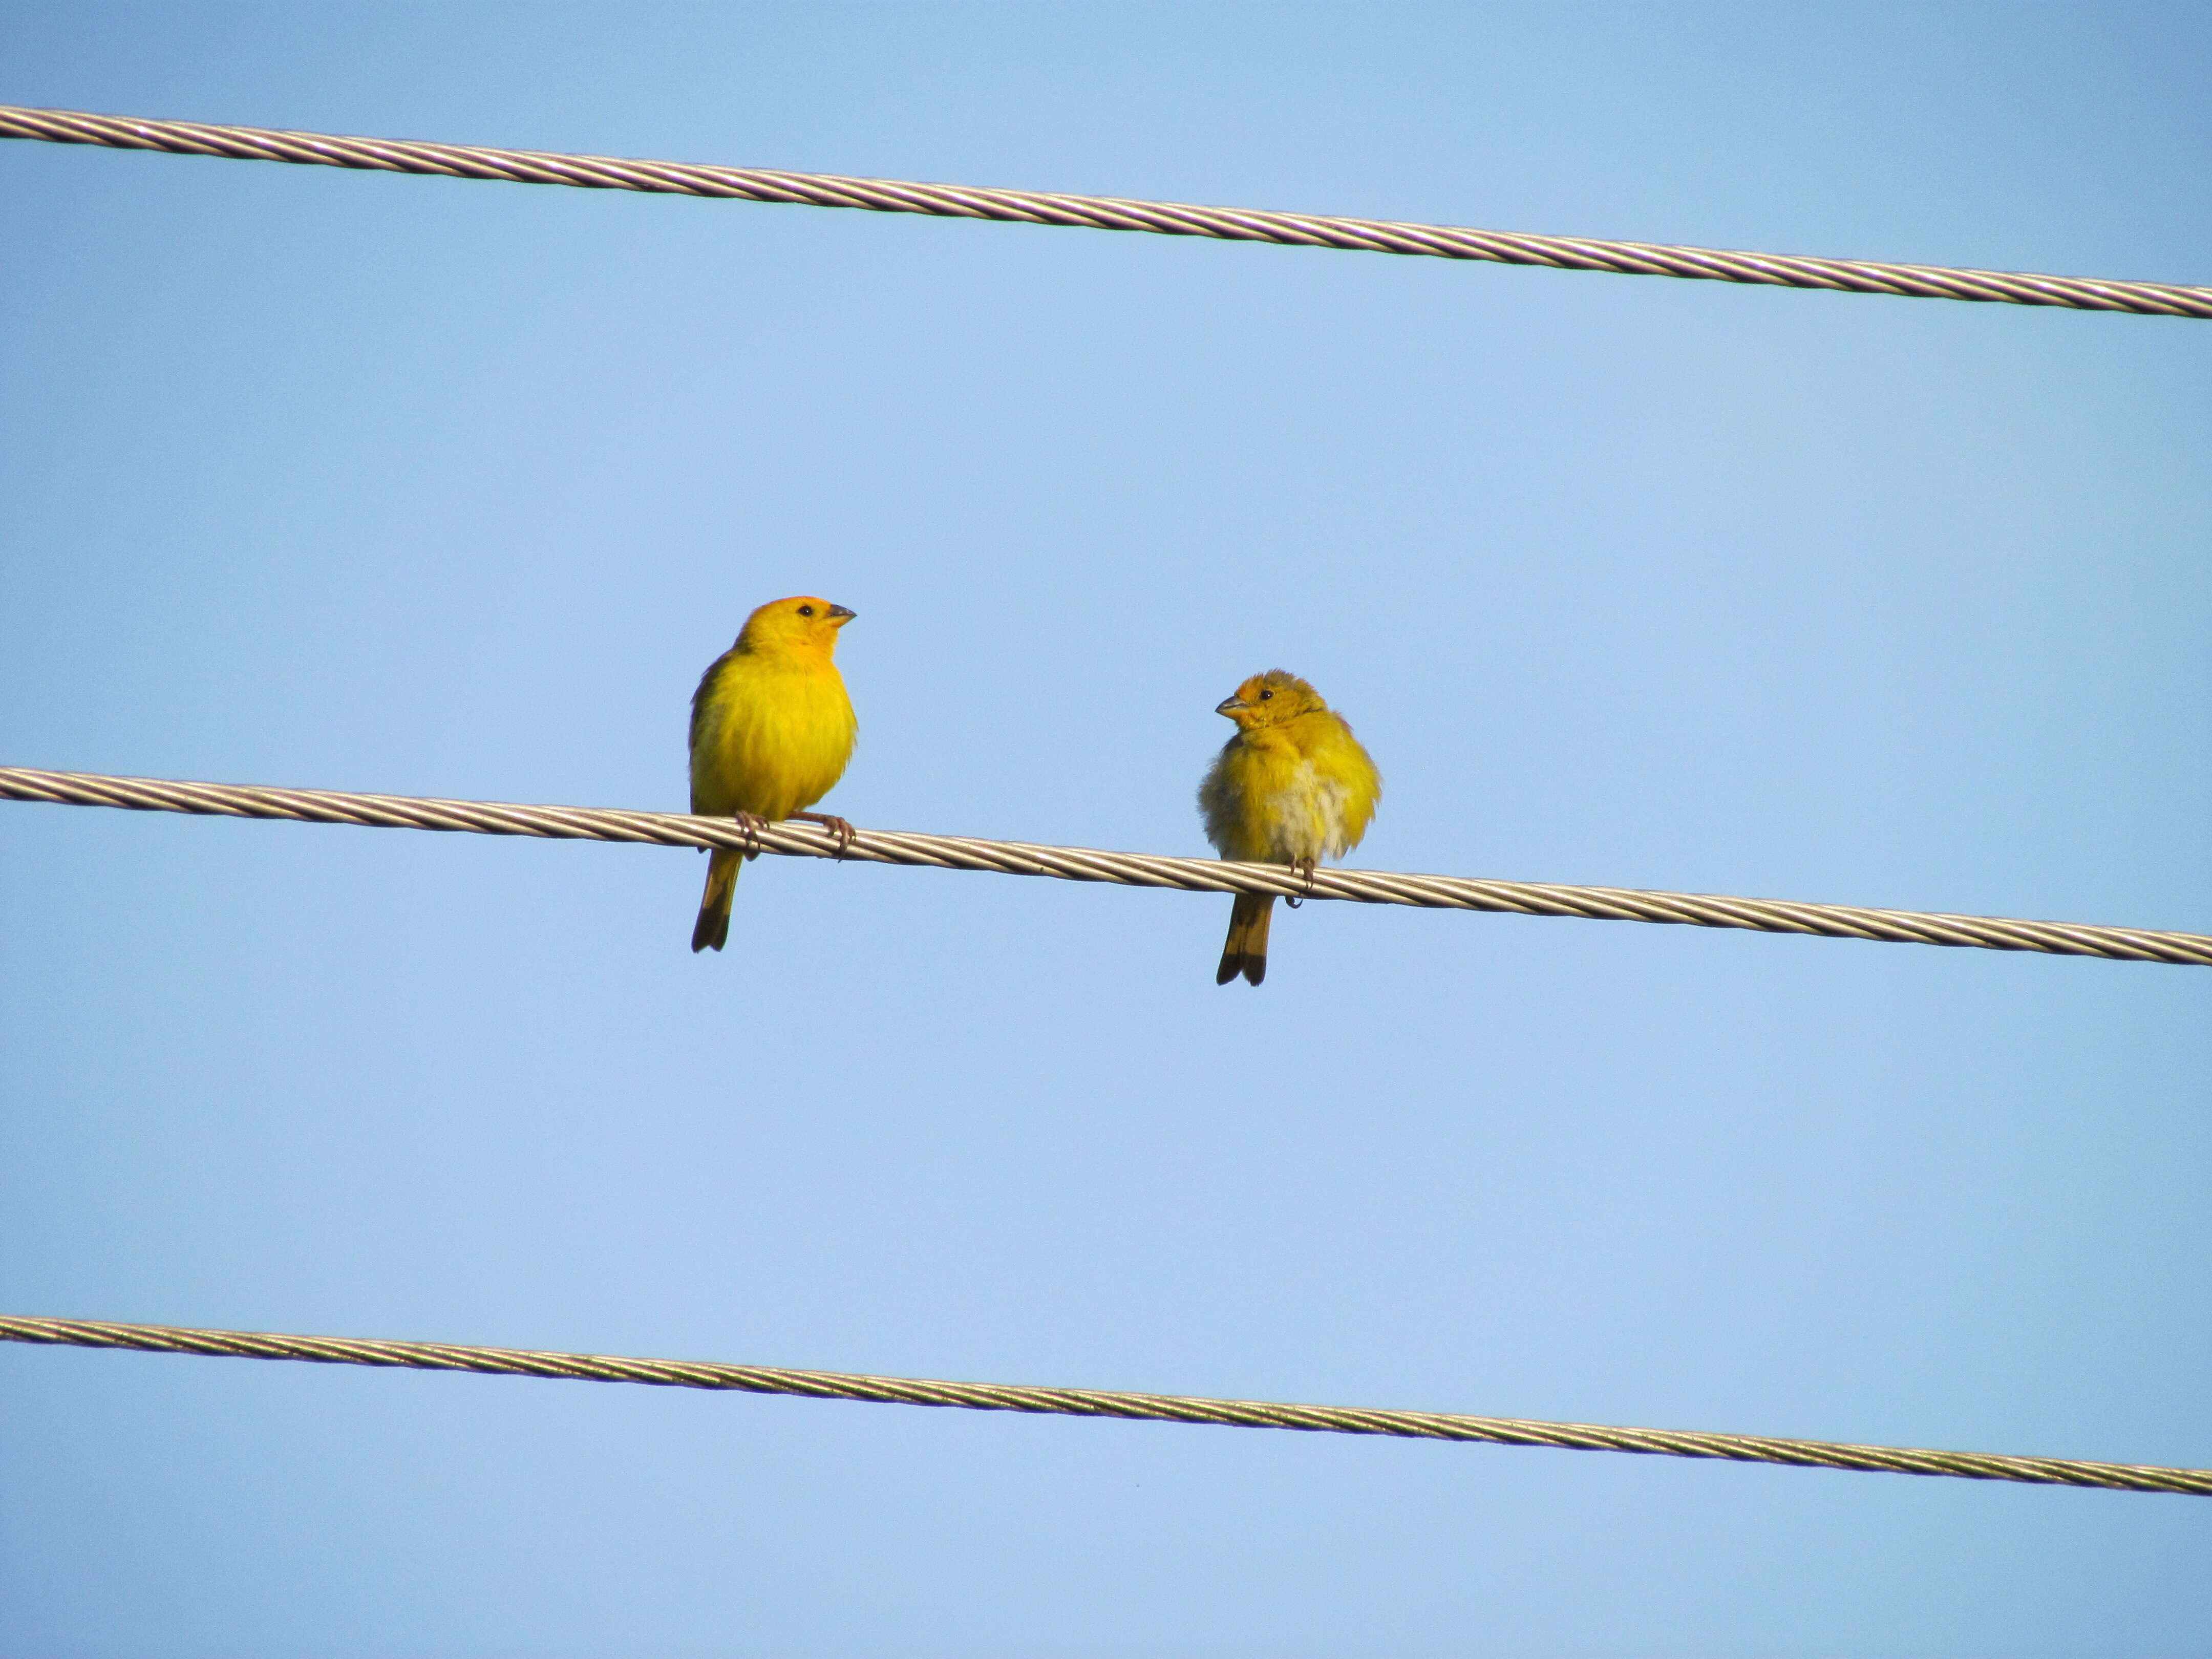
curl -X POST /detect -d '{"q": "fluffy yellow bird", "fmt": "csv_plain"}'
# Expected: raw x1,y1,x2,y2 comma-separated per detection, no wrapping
687,595,859,952
1197,670,1381,986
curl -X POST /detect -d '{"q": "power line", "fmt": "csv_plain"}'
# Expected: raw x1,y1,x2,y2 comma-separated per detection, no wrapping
3,104,2205,320
4,1314,2203,1496
4,764,2205,965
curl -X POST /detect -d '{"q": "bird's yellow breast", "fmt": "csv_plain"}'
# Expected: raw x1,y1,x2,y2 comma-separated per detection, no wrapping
689,649,857,823
1199,713,1380,865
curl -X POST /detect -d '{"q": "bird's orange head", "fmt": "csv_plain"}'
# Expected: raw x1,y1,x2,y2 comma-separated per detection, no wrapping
1215,669,1327,730
733,595,857,660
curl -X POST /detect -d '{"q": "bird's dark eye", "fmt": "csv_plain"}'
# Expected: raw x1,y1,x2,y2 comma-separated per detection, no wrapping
1259,689,1273,700
797,604,815,616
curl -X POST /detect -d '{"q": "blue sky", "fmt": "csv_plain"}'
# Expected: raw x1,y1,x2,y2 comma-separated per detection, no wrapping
3,4,2207,1653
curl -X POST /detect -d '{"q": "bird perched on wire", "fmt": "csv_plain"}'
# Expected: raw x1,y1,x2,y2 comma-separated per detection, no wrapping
687,596,859,952
1197,670,1381,986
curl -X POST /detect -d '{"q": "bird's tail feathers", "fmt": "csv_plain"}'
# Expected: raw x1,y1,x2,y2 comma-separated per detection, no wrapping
1215,891,1274,987
692,848,740,953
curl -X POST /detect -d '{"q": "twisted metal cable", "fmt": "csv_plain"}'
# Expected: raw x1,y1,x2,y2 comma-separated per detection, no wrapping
3,104,2206,320
4,765,2207,965
4,1314,2204,1495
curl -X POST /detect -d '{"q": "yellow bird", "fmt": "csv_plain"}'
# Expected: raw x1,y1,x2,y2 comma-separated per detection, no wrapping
1197,670,1381,986
687,595,859,952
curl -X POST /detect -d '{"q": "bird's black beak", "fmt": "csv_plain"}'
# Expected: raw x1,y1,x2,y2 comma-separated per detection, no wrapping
827,604,857,623
1215,695,1248,715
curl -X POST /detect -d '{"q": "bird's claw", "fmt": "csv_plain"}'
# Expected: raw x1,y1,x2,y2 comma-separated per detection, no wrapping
792,811,858,858
731,810,768,857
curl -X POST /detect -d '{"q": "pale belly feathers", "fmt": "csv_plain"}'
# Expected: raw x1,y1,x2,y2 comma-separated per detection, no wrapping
1248,761,1355,864
1199,736,1373,867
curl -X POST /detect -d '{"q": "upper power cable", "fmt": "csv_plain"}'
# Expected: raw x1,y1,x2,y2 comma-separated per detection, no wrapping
4,765,2205,965
3,104,2206,318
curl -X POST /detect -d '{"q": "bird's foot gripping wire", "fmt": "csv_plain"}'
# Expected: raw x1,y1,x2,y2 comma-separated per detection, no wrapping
791,811,857,858
730,809,768,859
1285,855,1317,908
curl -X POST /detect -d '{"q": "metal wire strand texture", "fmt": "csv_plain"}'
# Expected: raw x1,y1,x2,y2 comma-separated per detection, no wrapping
4,765,2207,965
4,1314,2206,1496
4,104,2208,320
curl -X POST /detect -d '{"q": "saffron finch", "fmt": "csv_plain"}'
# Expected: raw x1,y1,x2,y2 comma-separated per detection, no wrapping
1197,670,1381,986
688,595,859,952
